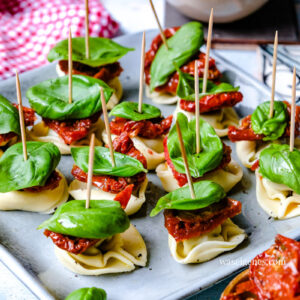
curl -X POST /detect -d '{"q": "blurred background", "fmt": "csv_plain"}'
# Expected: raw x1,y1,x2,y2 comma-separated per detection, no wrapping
0,0,299,299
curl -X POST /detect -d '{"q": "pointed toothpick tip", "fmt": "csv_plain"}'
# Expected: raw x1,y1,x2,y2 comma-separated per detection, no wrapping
149,0,168,50
175,121,196,199
86,133,95,209
202,8,214,94
85,0,90,59
68,27,72,104
269,30,279,118
15,71,27,161
100,87,116,167
138,31,146,114
290,66,296,152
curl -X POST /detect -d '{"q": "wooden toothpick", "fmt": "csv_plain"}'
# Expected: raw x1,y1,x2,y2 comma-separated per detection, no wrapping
68,27,72,104
15,71,27,161
138,31,146,114
290,67,296,152
176,121,196,199
269,31,278,118
85,0,90,59
86,133,95,209
100,87,115,167
149,0,168,50
202,8,213,94
195,60,200,154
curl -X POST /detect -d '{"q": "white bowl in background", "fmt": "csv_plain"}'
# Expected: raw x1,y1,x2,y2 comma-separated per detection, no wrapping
166,0,269,23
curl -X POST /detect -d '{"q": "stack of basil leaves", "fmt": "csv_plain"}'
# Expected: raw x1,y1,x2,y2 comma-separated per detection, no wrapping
176,71,239,101
251,101,288,141
26,75,113,120
151,180,226,216
167,112,223,178
150,22,204,91
109,102,161,121
71,146,147,177
0,141,60,193
47,37,134,68
259,144,300,194
0,95,20,136
39,200,130,239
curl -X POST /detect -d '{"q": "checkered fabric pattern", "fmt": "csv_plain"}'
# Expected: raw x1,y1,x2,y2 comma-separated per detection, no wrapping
0,0,119,79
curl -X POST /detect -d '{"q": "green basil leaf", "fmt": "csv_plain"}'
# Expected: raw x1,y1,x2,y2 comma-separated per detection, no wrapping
0,94,20,135
109,102,161,121
48,37,134,67
65,287,107,300
39,200,130,239
27,75,113,120
167,112,223,178
259,144,300,194
0,141,60,193
176,71,239,101
150,180,225,216
71,146,147,177
251,101,288,141
150,22,204,91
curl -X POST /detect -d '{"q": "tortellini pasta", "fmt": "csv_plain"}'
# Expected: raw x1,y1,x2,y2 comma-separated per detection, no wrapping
236,138,300,169
54,224,147,275
169,219,246,264
102,132,165,170
156,160,243,193
28,118,104,155
68,178,148,215
256,171,300,219
0,170,68,213
174,102,239,137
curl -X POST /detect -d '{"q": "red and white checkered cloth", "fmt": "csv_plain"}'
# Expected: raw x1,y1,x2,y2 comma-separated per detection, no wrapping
0,0,119,79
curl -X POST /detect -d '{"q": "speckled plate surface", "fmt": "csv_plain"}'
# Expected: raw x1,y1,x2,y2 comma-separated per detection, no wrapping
0,31,299,300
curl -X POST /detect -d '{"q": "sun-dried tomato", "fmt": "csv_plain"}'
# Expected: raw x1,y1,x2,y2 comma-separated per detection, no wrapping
179,91,243,113
43,112,100,145
228,101,300,142
164,198,241,241
22,170,61,192
58,61,123,83
110,115,173,139
44,229,99,254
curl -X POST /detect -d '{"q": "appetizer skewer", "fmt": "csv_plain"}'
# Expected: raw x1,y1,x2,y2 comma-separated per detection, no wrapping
151,122,245,264
40,200,147,275
228,100,300,168
221,235,300,300
156,112,243,193
69,90,149,215
26,52,113,156
48,5,133,110
228,33,300,168
40,135,147,275
173,12,243,137
0,74,68,212
0,141,68,213
253,68,300,219
103,33,173,170
106,104,172,170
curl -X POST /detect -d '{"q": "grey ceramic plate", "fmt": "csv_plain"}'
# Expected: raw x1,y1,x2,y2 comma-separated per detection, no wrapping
0,31,299,300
